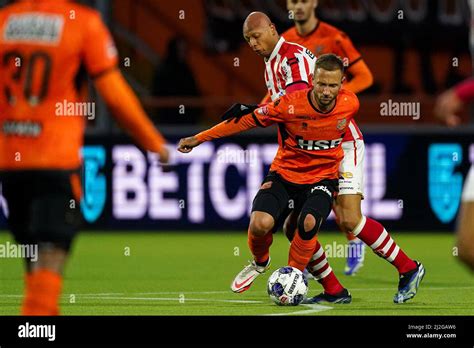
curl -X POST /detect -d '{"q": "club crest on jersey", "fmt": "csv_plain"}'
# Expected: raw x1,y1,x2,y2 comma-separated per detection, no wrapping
336,118,347,131
315,45,325,55
296,136,343,151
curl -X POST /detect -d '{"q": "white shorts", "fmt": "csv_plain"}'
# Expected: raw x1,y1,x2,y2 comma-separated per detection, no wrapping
462,166,474,202
339,139,365,196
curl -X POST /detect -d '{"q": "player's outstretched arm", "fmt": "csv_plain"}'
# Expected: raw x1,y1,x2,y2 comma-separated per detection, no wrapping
94,69,169,164
177,113,259,154
220,103,259,122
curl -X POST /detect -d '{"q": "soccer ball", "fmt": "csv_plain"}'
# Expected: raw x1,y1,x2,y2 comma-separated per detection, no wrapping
267,266,308,306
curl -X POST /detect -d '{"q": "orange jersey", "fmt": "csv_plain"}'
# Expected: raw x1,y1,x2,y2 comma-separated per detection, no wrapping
197,88,359,185
282,21,365,142
0,0,118,170
282,21,361,67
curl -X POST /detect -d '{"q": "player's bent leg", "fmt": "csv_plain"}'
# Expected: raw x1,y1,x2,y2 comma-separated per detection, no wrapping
457,202,474,271
297,210,351,304
337,138,368,275
231,211,274,293
283,210,297,242
335,194,366,276
351,215,425,303
287,181,352,304
231,174,289,293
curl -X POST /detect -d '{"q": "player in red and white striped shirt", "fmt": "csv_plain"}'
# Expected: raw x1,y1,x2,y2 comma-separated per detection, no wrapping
229,12,352,302
228,12,424,305
260,35,316,102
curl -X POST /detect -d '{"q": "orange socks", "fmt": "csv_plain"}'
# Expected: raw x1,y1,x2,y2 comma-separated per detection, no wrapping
22,269,62,316
288,231,318,271
248,229,273,264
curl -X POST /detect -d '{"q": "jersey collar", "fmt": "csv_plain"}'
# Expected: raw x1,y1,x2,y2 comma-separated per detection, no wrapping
307,90,337,115
296,19,321,38
266,37,285,62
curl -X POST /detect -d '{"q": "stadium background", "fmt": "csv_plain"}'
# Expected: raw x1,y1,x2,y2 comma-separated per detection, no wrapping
0,0,473,318
0,0,472,232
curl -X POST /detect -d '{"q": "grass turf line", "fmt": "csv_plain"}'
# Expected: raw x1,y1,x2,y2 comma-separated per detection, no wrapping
0,231,473,315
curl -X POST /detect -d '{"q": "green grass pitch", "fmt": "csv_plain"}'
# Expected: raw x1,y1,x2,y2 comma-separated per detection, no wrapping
1,231,473,315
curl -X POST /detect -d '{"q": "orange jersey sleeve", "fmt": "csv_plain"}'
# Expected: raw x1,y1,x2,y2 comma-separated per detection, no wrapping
344,59,374,94
195,113,258,142
94,69,166,153
82,10,118,76
331,31,362,67
195,97,291,142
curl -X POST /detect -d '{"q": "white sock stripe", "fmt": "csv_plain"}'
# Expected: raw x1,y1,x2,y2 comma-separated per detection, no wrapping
310,246,324,261
314,266,332,280
381,238,394,255
370,229,388,250
387,245,400,262
352,215,367,236
310,259,328,272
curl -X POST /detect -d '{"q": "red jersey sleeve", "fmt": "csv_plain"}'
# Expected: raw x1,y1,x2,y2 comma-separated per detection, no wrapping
455,78,474,103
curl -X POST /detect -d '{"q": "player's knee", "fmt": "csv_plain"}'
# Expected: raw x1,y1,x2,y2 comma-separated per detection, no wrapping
303,214,316,232
249,213,274,237
297,213,320,240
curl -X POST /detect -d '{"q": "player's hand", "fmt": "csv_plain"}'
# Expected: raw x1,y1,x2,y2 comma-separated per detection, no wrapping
177,136,201,153
221,103,258,123
158,146,170,165
434,89,463,127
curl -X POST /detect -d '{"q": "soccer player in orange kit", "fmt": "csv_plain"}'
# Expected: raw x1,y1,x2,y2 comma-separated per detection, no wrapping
0,0,168,315
283,0,378,276
179,54,425,304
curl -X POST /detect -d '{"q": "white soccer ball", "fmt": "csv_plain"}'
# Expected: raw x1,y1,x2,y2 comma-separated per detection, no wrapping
267,266,308,306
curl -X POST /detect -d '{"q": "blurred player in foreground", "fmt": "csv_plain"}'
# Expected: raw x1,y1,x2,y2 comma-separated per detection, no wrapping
179,54,425,304
435,78,474,271
283,0,375,276
0,0,169,315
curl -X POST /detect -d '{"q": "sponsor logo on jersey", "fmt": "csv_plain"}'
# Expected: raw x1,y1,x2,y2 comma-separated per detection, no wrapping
3,14,64,44
2,120,42,137
260,181,273,190
296,135,343,151
340,171,353,179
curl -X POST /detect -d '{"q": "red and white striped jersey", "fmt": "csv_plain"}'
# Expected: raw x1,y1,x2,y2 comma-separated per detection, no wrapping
264,37,316,102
